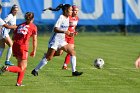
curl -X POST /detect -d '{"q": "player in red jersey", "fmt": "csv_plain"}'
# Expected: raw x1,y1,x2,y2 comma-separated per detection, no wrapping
0,12,37,86
62,5,79,70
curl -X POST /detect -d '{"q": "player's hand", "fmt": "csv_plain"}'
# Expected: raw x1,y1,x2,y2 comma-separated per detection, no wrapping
74,31,78,36
69,33,75,37
135,57,140,68
30,51,36,57
12,25,17,29
64,30,70,36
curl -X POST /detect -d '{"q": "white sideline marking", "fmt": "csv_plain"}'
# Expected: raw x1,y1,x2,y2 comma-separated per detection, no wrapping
80,67,137,70
45,67,137,71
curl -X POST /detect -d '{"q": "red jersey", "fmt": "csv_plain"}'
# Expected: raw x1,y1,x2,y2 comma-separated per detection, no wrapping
68,16,79,32
65,16,79,44
13,22,37,45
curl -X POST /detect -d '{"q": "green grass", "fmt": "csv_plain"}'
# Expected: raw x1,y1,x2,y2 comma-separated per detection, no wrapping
1,33,140,93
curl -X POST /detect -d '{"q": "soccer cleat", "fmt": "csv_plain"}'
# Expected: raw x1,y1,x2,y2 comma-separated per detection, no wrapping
62,66,68,70
16,83,25,86
31,69,38,76
72,71,83,76
5,61,14,66
0,66,7,75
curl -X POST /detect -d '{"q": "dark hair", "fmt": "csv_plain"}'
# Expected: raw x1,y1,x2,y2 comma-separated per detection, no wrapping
49,4,71,13
24,12,34,24
0,4,2,9
9,4,18,14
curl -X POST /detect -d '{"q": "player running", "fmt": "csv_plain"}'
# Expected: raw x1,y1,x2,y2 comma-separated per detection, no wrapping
0,12,37,86
31,4,83,76
0,4,17,63
0,4,18,66
62,5,79,70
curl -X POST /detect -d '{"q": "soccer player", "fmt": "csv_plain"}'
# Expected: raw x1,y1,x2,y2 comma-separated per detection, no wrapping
31,4,83,76
62,5,79,70
0,12,37,86
0,4,17,61
0,4,18,66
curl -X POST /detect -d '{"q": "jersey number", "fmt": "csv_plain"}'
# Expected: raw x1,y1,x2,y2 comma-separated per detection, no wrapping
17,25,29,35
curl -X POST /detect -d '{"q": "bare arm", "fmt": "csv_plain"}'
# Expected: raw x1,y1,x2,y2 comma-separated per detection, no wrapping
54,27,70,35
3,24,17,29
30,35,37,57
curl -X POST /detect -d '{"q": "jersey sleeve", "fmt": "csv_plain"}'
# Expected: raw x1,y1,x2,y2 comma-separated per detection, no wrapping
0,18,6,26
4,14,13,23
54,15,63,28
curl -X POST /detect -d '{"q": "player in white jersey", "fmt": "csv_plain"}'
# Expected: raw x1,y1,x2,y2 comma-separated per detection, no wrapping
32,4,83,76
0,5,18,66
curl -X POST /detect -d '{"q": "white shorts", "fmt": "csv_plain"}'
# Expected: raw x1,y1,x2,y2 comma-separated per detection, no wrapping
0,27,10,40
48,39,68,51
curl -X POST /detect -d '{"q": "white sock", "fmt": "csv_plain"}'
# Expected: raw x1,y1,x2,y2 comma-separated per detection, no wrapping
35,57,48,71
0,48,4,57
6,47,12,61
64,63,67,67
70,56,76,72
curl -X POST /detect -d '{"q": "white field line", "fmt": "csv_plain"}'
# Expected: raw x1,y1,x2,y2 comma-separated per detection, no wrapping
45,67,137,71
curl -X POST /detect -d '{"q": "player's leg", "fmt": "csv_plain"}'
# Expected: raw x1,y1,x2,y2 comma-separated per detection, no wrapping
0,39,5,59
31,48,56,76
62,44,83,76
16,58,27,86
62,44,74,70
4,36,14,66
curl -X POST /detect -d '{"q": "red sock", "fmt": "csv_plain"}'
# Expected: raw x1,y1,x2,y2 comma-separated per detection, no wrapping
64,54,71,65
6,66,21,73
17,69,26,84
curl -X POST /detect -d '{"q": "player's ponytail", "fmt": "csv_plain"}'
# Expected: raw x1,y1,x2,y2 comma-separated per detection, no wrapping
43,4,71,13
25,12,34,24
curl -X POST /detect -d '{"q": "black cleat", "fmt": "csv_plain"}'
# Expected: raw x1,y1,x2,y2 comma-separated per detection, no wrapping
31,69,38,76
72,71,83,76
0,66,7,75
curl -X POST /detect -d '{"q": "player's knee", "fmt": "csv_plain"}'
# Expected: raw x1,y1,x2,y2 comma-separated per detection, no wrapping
46,56,53,61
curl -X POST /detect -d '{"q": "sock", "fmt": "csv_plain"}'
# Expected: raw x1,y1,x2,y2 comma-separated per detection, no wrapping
64,63,67,67
70,56,76,72
6,47,12,61
64,54,70,65
17,69,25,85
6,66,21,73
0,47,4,57
35,57,48,71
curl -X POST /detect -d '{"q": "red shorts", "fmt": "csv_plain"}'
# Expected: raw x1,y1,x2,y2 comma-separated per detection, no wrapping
12,43,28,60
65,37,74,44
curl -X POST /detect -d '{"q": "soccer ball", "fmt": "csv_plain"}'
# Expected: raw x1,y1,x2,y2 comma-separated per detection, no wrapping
94,58,104,69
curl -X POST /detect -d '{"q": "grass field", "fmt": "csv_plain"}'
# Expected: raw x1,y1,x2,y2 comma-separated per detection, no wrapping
1,33,140,93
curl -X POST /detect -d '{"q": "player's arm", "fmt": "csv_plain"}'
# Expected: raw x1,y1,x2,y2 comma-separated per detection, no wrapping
3,24,17,29
30,34,37,57
54,27,71,36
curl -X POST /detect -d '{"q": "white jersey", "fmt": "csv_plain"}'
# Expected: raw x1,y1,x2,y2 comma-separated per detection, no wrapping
1,14,16,39
0,18,6,39
48,15,69,50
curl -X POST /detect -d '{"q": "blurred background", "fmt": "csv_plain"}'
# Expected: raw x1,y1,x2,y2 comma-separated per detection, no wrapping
1,0,140,35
